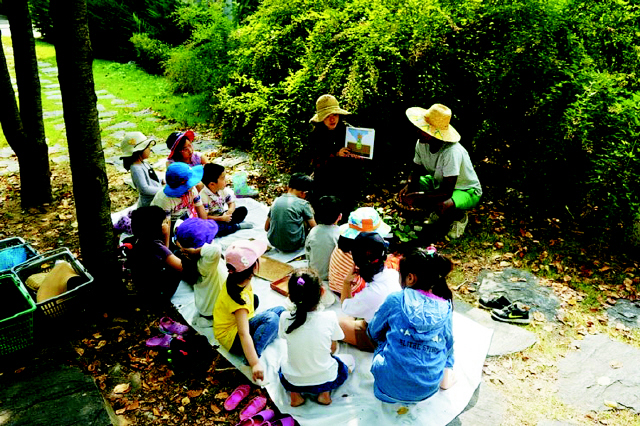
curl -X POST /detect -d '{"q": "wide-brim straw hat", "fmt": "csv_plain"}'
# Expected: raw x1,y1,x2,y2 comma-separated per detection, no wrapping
310,94,351,123
120,132,156,157
406,104,460,143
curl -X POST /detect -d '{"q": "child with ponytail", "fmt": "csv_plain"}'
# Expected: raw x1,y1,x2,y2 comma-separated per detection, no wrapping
279,269,352,406
368,247,456,404
213,240,285,382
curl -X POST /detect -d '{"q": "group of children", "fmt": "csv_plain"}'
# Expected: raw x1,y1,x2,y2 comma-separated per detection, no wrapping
117,130,456,408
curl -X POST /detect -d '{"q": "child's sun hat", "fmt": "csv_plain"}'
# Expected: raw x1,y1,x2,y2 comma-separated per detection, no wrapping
225,240,268,273
120,132,156,157
164,162,204,197
406,103,460,143
309,94,351,123
175,218,219,248
167,130,196,159
340,207,392,240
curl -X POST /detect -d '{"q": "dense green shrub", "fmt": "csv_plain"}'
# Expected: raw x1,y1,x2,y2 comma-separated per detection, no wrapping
129,33,172,75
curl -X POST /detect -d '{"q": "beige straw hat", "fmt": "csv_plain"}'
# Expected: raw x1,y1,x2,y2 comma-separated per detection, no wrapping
406,104,460,143
309,94,351,123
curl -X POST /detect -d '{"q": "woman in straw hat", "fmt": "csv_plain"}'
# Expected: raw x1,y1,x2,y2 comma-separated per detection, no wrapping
399,103,482,239
308,94,364,218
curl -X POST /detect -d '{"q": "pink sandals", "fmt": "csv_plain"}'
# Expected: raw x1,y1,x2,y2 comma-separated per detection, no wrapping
145,334,172,348
224,384,252,411
236,409,275,426
159,316,189,335
262,415,296,426
239,396,267,420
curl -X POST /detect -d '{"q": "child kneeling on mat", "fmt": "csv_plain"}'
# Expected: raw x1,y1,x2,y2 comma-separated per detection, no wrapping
213,240,285,382
368,247,456,403
279,269,353,406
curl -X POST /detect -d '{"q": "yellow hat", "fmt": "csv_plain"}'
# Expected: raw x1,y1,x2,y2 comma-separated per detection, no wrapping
310,94,351,123
406,104,460,142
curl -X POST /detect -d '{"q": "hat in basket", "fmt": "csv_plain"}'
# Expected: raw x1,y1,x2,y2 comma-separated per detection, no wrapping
406,104,460,143
120,132,156,157
310,95,351,123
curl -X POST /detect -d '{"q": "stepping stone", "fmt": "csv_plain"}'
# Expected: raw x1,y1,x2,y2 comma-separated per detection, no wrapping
477,268,561,322
48,144,67,154
95,89,108,95
47,94,62,100
145,117,161,122
449,382,506,425
115,103,138,108
0,160,20,174
99,118,114,125
43,110,64,119
132,108,153,117
108,130,127,140
558,334,640,413
454,300,537,356
99,110,118,118
97,94,115,100
40,67,58,74
43,83,60,89
44,90,60,96
10,77,16,84
104,121,136,131
52,155,70,163
110,98,126,104
40,79,52,84
0,147,15,158
37,61,53,67
54,123,66,131
606,299,640,329
96,104,106,111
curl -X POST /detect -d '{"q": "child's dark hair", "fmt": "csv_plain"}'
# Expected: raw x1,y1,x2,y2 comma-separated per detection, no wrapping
288,173,313,192
202,163,225,186
131,206,166,241
400,248,453,300
285,268,322,334
225,260,258,305
314,196,341,225
352,232,387,282
122,151,143,171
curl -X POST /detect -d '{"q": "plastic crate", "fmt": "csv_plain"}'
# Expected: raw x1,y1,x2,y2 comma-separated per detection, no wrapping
13,248,94,320
0,237,38,273
0,273,36,357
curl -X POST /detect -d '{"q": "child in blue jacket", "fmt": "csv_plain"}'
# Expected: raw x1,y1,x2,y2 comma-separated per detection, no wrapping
368,247,455,403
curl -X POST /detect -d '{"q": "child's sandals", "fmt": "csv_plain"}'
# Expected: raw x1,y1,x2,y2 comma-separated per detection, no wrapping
224,384,251,411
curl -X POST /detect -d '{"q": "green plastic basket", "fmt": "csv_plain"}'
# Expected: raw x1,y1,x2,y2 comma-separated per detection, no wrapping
0,273,36,357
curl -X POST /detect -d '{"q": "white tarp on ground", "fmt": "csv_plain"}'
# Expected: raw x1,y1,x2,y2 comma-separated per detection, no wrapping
166,198,494,426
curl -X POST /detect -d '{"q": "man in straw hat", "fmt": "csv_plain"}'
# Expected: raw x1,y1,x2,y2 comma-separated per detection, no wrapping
399,103,482,239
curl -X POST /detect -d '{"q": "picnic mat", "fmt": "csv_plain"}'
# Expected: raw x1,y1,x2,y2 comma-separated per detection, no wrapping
168,198,494,426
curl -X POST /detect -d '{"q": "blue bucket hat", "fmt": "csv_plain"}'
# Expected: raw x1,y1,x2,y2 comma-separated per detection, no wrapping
175,218,219,248
164,163,203,197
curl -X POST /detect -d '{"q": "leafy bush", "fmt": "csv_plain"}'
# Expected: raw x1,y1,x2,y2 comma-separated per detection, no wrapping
129,33,172,75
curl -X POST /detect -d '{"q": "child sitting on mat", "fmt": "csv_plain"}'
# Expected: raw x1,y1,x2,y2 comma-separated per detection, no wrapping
265,173,316,252
279,268,353,407
368,247,455,403
338,232,401,352
200,163,253,236
213,240,285,382
305,196,341,282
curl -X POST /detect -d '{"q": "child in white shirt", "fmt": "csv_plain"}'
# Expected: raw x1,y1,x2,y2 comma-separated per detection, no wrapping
279,269,353,406
200,163,252,236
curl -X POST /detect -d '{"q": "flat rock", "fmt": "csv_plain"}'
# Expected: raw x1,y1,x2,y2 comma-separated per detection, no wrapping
43,83,60,89
96,104,106,111
95,89,108,95
0,147,15,158
0,160,19,175
48,145,67,154
132,108,153,116
606,299,640,329
54,123,66,131
46,94,62,100
104,122,136,131
448,382,506,425
43,90,60,96
454,299,537,356
40,67,58,74
477,268,561,322
43,110,64,119
99,110,118,118
37,61,53,68
97,94,115,100
110,98,126,104
40,78,52,84
0,358,111,426
51,155,70,163
115,103,138,108
557,334,640,413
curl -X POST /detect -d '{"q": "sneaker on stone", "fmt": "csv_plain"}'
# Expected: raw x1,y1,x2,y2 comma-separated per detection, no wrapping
447,213,469,239
491,302,531,324
238,222,254,229
479,294,511,310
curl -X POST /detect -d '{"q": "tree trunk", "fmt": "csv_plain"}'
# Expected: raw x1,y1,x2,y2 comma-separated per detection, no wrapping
6,1,52,208
49,0,119,298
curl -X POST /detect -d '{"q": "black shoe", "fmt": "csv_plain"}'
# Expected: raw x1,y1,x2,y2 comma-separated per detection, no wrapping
491,302,531,324
479,294,512,310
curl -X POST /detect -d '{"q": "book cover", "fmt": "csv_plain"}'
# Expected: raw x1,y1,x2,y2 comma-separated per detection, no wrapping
345,126,375,160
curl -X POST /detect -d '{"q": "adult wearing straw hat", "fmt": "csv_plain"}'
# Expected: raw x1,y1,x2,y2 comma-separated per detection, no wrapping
308,95,364,218
399,103,482,239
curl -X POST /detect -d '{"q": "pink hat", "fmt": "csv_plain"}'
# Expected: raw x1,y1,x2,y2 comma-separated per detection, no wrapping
224,240,268,273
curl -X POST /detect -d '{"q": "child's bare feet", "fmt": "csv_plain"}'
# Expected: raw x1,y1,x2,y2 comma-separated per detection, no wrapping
290,392,305,407
317,391,332,405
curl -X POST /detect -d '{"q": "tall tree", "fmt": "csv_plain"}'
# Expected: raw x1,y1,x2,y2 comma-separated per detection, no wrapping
0,3,52,208
49,0,118,296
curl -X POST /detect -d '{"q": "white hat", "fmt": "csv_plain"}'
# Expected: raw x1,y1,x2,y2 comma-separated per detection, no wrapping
120,132,156,157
